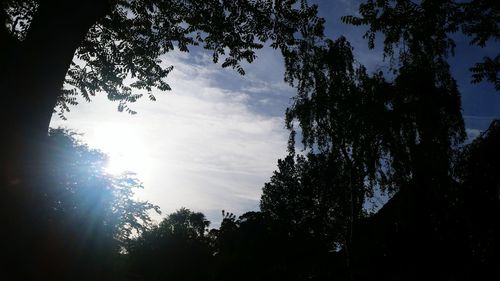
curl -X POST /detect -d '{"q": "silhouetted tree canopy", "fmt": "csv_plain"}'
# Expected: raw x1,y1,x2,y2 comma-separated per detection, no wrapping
261,135,350,250
1,129,159,280
341,0,499,89
127,208,212,281
265,30,465,264
1,0,324,120
261,0,497,278
280,38,391,241
284,14,466,188
46,128,160,243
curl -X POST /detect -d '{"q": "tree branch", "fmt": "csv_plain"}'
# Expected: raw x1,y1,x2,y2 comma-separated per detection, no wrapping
0,2,12,45
7,0,113,134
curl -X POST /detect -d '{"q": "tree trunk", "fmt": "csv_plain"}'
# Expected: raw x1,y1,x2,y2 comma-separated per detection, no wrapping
1,0,109,183
0,1,110,278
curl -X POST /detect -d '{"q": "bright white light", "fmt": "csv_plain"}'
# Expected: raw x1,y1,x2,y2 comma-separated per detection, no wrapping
87,123,151,176
50,48,293,225
105,154,133,175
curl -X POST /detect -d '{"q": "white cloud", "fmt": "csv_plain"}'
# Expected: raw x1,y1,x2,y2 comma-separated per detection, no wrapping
50,49,292,226
466,128,482,141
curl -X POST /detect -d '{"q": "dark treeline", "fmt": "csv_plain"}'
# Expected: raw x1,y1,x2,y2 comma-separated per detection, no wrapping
1,0,499,280
2,121,498,280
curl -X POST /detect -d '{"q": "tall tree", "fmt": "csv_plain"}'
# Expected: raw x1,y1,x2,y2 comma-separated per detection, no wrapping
267,35,391,255
337,0,498,226
260,0,499,274
337,1,498,279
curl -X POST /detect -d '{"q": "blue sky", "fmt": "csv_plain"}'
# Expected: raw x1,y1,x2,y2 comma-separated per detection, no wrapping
50,0,499,226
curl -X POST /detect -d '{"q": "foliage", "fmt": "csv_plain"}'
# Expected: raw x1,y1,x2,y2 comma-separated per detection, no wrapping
0,128,161,279
471,54,500,90
267,31,463,250
2,0,38,41
46,128,160,247
1,0,325,118
261,142,351,249
275,38,387,253
129,208,346,281
127,208,212,281
453,120,500,272
257,4,487,272
341,0,499,88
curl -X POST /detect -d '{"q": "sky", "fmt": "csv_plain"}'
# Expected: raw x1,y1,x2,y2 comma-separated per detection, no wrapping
50,0,499,226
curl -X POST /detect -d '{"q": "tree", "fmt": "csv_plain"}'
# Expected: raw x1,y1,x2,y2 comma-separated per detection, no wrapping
338,0,496,244
260,152,351,279
281,37,391,234
333,1,498,278
453,120,500,277
0,0,324,187
0,128,159,280
261,134,349,251
127,208,212,281
261,0,499,276
341,0,499,90
210,211,287,281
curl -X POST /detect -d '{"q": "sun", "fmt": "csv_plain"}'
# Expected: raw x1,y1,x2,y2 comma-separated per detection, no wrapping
87,123,151,176
105,153,135,175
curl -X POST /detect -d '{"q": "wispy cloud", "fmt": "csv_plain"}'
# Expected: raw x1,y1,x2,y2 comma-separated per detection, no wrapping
51,48,292,226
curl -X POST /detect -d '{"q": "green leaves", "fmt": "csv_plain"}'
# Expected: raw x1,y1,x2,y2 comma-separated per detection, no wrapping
2,0,38,41
42,0,325,116
3,0,326,118
271,1,474,250
471,55,500,90
46,128,160,249
342,0,499,90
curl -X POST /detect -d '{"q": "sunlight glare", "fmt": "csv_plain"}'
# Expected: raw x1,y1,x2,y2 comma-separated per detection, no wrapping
88,123,152,176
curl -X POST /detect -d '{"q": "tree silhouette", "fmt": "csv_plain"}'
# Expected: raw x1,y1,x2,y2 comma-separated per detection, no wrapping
209,211,286,281
127,208,212,281
338,1,498,279
261,0,498,279
341,0,499,90
453,120,500,278
208,209,344,281
261,134,349,254
0,128,159,280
